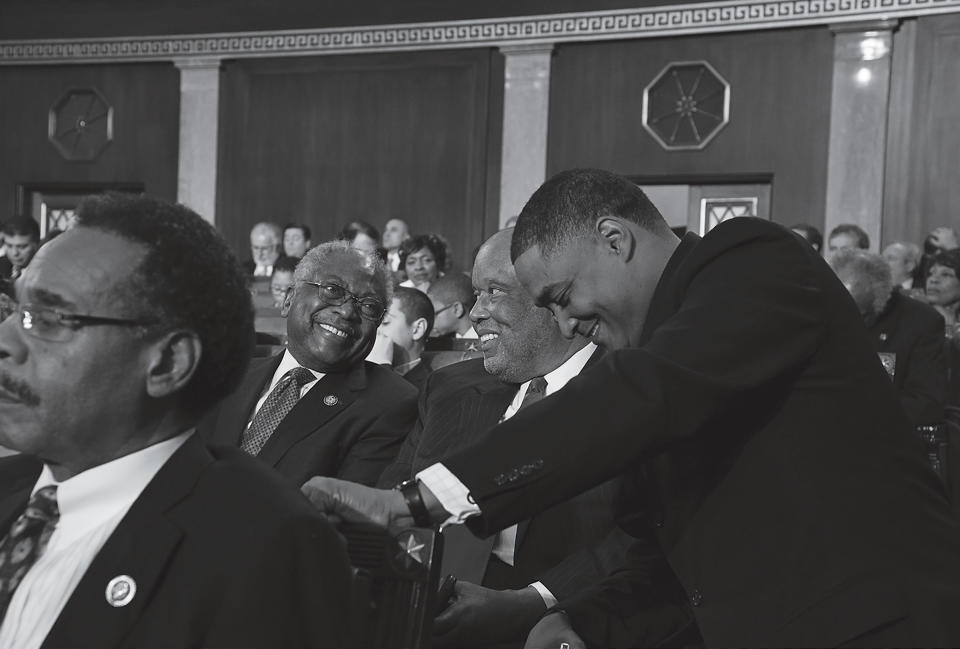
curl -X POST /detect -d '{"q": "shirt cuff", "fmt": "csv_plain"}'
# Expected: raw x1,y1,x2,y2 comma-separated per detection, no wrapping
415,463,481,526
530,581,558,608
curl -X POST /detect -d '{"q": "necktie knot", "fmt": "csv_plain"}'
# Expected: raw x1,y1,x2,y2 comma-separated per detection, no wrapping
517,376,548,411
286,366,316,388
23,485,59,524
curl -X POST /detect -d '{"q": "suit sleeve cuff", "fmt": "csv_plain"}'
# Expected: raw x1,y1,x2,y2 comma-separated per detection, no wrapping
415,463,481,525
530,581,558,608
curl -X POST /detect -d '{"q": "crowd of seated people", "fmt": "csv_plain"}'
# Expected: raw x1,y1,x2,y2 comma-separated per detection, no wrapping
3,184,960,648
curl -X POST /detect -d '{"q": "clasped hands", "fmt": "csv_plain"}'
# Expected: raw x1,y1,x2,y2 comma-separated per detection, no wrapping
301,476,414,532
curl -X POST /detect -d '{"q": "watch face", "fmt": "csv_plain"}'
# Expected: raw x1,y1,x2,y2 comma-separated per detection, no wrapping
48,88,114,161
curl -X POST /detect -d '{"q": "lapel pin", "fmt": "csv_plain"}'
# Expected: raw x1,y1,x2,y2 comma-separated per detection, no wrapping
323,394,339,407
106,575,136,607
879,333,888,342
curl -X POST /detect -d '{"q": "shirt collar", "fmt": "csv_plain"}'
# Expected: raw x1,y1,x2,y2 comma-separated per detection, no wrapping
33,431,193,545
273,349,325,386
510,342,598,409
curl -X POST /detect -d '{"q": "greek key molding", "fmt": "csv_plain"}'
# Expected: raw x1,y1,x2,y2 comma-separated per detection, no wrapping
2,0,959,65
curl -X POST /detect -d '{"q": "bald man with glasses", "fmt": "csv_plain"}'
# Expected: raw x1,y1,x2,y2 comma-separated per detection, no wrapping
200,240,418,487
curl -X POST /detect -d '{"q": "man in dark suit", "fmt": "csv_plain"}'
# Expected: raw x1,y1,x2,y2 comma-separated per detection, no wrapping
375,229,682,648
0,194,351,648
201,240,418,486
0,217,40,286
308,169,960,648
830,248,946,427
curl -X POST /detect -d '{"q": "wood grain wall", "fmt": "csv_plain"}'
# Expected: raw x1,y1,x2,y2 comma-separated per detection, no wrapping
216,49,502,272
546,27,834,229
882,14,960,248
0,63,180,219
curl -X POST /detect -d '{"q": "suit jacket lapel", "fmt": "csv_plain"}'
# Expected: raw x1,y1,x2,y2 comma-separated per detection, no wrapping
209,354,282,447
42,436,212,649
255,361,366,467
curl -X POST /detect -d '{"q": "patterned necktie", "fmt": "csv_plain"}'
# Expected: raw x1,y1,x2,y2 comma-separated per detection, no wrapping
0,485,59,619
518,376,548,411
241,367,316,455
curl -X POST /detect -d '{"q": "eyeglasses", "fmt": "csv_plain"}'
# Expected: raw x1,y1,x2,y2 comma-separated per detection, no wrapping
301,281,386,321
433,302,458,316
11,304,156,342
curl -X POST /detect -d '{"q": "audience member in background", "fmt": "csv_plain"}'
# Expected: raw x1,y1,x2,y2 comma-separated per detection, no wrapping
925,249,960,332
0,217,40,281
831,249,946,428
269,256,298,309
338,220,381,255
789,223,823,253
379,286,434,389
243,221,284,277
883,242,922,289
374,229,686,649
917,226,960,288
827,223,870,255
382,218,410,274
282,223,311,259
308,169,960,648
0,193,351,648
427,273,479,341
399,233,448,293
200,241,417,487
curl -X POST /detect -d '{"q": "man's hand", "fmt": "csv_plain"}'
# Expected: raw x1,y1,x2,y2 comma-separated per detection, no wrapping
524,610,586,649
301,476,412,530
433,581,547,648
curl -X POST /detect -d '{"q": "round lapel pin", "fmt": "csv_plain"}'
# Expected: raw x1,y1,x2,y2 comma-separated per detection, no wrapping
106,575,136,607
323,394,339,407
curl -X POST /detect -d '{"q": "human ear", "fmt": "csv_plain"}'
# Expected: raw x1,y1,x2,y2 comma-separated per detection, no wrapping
411,317,429,342
145,330,202,399
596,217,635,261
280,289,294,317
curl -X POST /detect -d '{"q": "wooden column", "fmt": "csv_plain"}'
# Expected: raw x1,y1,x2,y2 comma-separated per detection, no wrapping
176,57,222,225
824,21,898,251
499,44,553,228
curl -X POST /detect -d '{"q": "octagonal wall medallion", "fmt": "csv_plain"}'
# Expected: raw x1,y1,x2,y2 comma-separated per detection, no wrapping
48,88,114,161
642,61,730,151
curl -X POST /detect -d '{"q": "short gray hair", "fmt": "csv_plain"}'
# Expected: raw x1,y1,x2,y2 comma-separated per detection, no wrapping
294,239,392,304
250,221,282,243
829,248,893,318
884,241,920,265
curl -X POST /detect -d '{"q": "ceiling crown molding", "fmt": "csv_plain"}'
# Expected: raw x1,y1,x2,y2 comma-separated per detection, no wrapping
2,0,959,65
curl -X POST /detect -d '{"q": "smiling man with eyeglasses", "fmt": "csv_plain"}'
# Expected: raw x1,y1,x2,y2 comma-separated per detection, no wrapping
200,240,418,488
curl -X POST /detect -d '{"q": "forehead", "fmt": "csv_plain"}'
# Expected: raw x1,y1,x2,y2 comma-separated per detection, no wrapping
407,248,433,258
6,234,35,244
20,229,144,307
513,243,585,305
310,251,384,295
932,264,958,276
284,228,305,238
251,231,277,243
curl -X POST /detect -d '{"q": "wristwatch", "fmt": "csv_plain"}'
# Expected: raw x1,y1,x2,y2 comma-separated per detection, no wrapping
396,479,434,528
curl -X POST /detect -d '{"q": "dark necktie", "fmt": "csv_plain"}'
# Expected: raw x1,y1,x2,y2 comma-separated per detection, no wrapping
518,376,548,411
0,485,59,619
241,366,316,455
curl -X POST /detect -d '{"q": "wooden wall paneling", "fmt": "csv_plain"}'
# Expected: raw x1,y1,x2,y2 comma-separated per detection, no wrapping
216,49,497,273
546,28,834,228
0,63,180,218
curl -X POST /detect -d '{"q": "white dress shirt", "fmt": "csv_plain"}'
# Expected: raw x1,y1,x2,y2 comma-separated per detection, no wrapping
0,432,192,649
246,349,325,430
417,342,597,606
253,264,273,277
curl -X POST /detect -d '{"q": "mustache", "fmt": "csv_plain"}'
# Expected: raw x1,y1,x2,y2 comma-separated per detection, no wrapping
0,372,40,406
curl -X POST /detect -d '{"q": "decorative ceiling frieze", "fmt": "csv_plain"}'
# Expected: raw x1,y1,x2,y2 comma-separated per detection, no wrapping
1,0,959,64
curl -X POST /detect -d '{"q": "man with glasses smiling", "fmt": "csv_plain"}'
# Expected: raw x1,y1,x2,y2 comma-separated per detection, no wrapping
201,240,418,487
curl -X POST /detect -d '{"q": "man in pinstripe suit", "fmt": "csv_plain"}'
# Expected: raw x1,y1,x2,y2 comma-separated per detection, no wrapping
372,229,692,648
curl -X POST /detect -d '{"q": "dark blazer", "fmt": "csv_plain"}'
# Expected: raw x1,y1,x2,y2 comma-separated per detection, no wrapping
868,290,946,427
378,355,644,602
442,218,960,648
0,436,353,649
199,353,417,487
401,356,433,391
